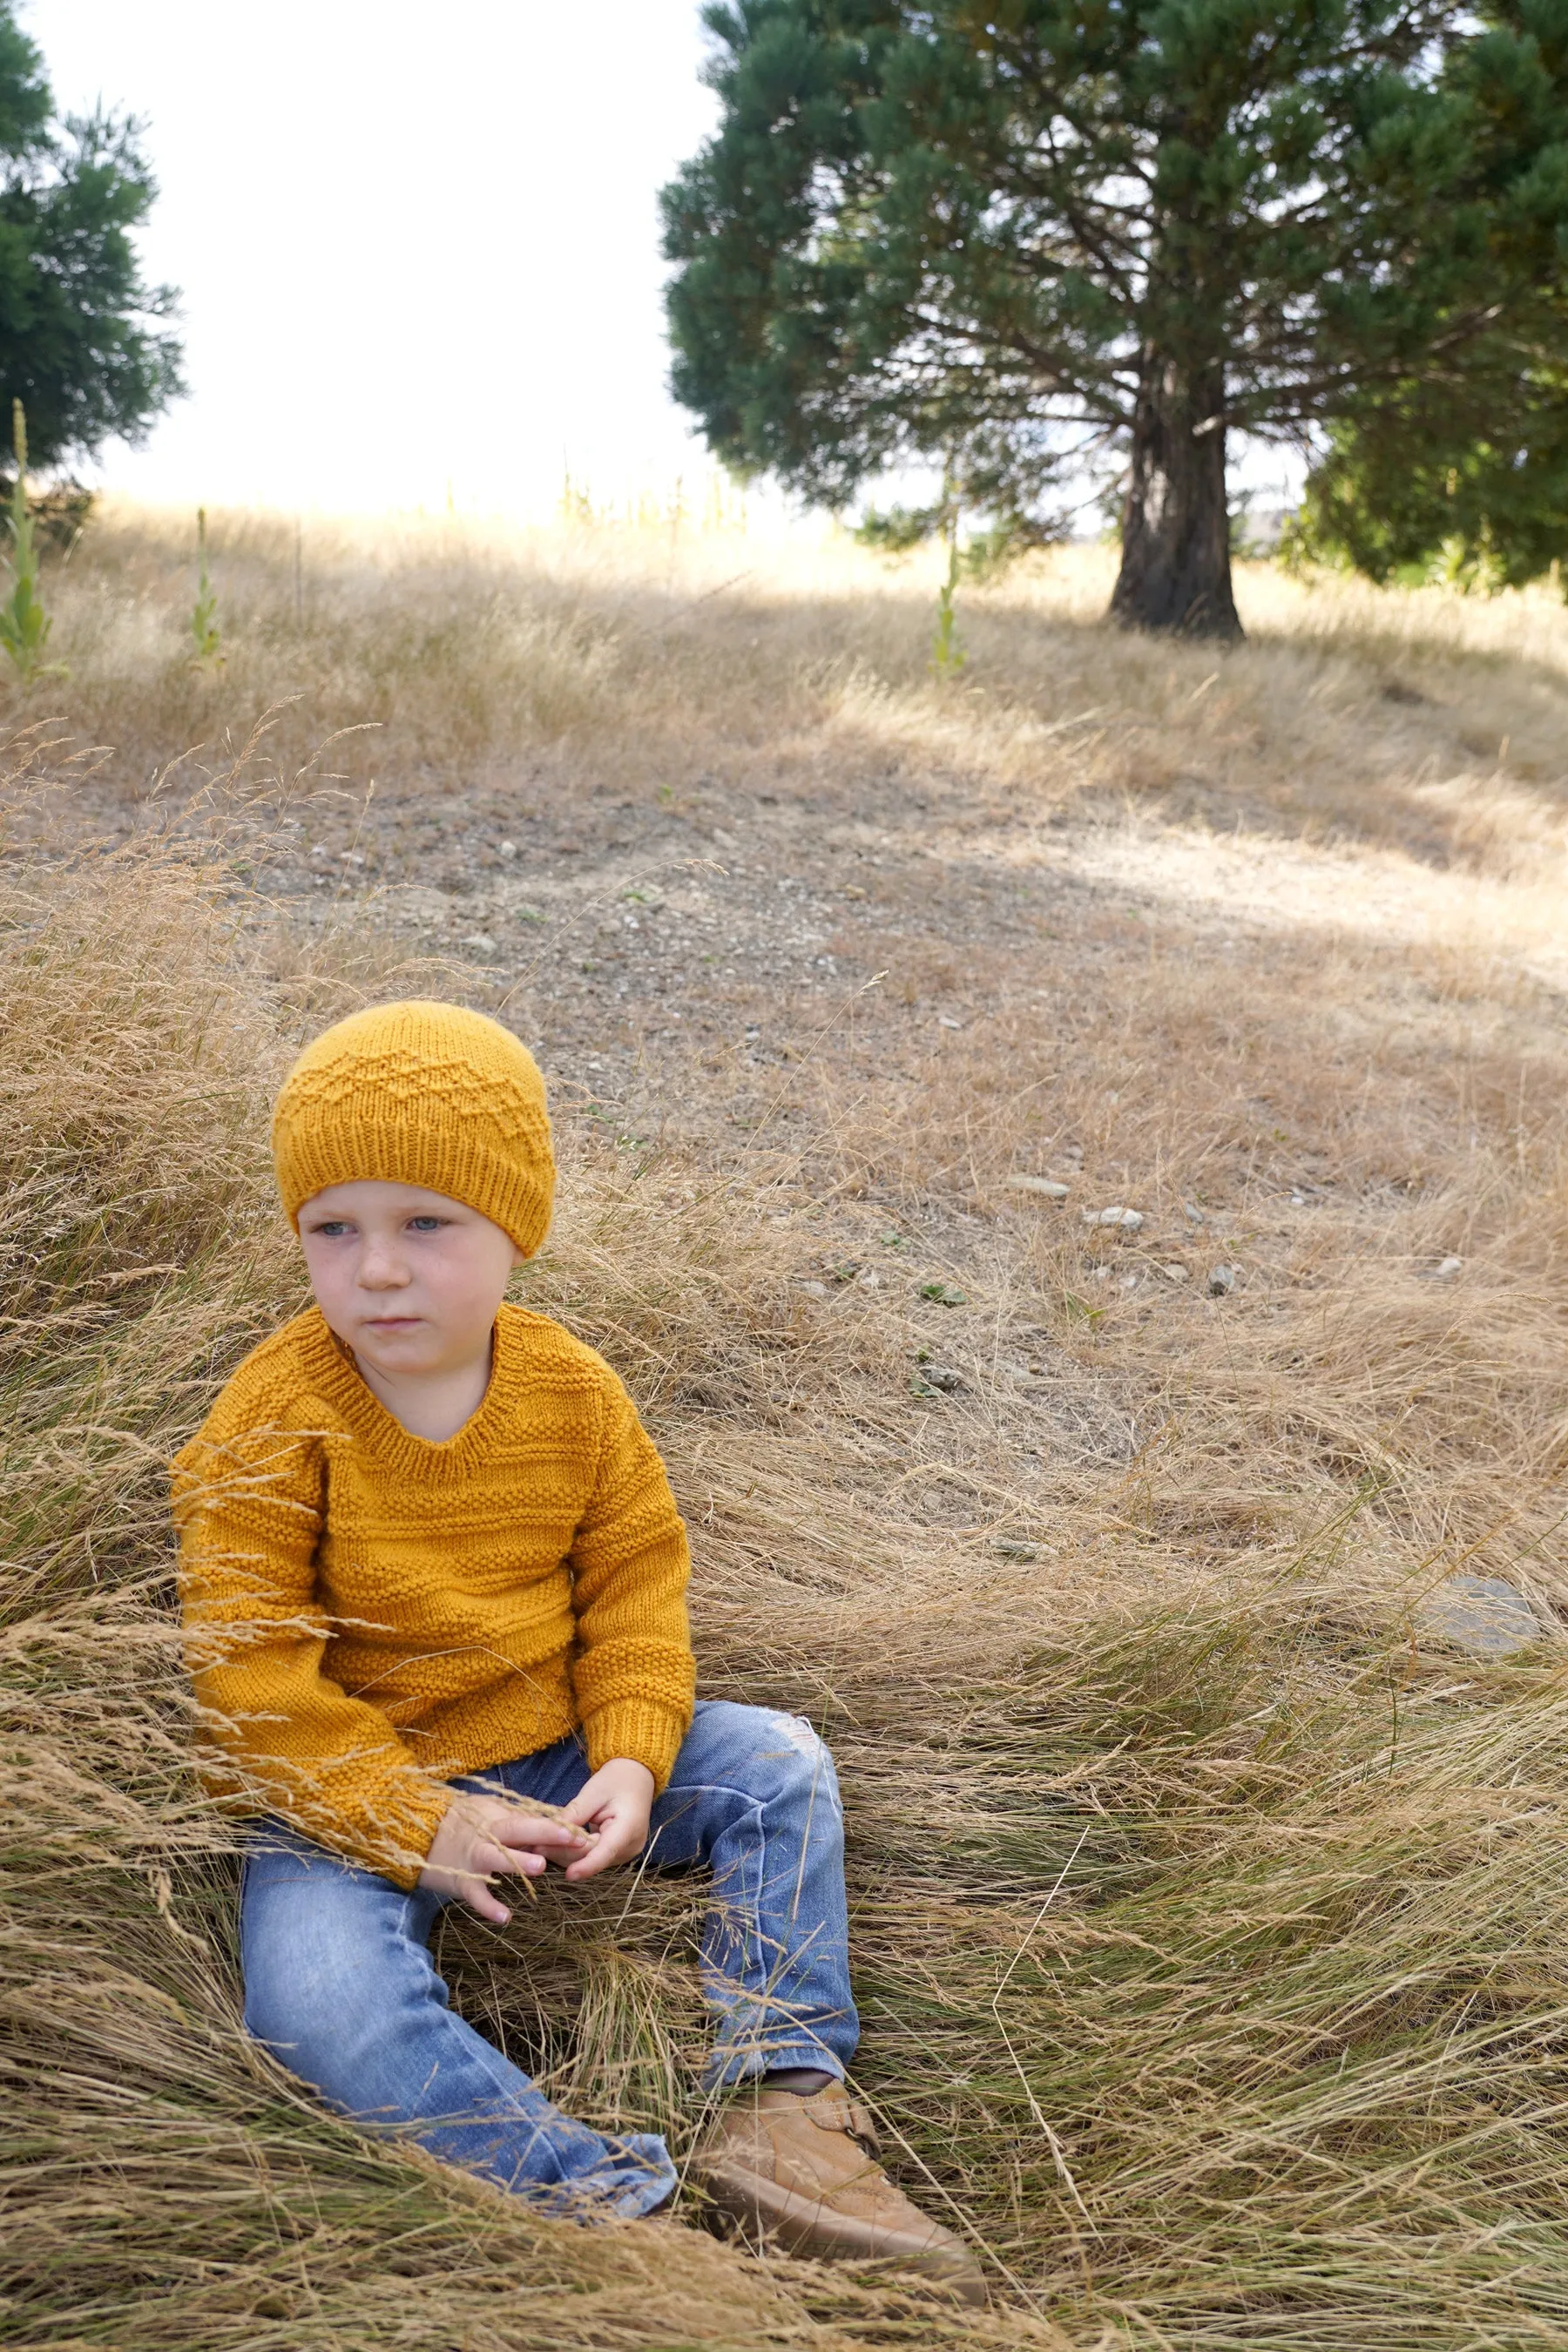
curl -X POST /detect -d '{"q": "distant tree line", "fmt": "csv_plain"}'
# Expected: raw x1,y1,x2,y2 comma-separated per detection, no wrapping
662,0,1568,634
0,3,181,495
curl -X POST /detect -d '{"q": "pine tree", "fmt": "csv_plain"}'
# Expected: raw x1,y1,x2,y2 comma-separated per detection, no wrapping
0,3,182,476
662,0,1568,637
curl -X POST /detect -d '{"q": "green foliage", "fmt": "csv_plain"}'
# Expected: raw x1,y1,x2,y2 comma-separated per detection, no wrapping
0,2,181,471
662,0,1568,618
855,477,971,670
188,506,221,665
852,500,943,559
958,514,1051,585
0,397,63,684
931,526,963,677
856,482,1051,663
1292,372,1568,594
858,502,1052,593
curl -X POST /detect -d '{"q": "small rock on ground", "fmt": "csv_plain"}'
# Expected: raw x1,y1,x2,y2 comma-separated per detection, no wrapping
1415,1573,1541,1658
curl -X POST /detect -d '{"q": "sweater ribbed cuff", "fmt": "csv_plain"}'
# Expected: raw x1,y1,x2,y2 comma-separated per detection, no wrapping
201,1752,453,1895
374,1779,457,1893
583,1698,689,1793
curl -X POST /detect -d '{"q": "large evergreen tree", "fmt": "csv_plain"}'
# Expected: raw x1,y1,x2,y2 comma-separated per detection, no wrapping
0,4,181,474
661,0,1568,637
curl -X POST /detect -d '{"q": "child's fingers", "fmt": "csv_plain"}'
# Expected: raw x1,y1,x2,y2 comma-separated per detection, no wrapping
476,1836,549,1878
562,1820,642,1882
463,1882,513,1925
432,1858,517,1924
488,1815,591,1855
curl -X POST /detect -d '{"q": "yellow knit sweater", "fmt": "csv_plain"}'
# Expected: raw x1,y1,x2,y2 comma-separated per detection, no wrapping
172,1303,695,1889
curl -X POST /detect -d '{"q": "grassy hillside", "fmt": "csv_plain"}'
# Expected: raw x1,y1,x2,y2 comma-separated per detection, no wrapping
4,505,1568,2349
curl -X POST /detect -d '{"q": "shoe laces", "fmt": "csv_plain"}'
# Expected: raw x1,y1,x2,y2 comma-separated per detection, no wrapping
801,2089,881,2154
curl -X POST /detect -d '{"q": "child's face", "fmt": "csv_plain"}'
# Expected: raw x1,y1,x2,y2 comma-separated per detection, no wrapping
297,1180,522,1382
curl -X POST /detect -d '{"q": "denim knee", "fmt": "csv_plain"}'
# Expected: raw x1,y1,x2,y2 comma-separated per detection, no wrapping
242,1867,438,2101
747,1706,843,1818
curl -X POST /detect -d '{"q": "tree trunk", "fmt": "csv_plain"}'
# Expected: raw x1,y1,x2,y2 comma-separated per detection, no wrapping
1110,353,1240,639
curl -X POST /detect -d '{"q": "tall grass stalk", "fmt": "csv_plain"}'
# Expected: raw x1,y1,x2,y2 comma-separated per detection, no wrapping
189,505,222,665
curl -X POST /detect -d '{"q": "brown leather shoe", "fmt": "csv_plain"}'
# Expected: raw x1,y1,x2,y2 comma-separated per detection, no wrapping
690,2085,985,2305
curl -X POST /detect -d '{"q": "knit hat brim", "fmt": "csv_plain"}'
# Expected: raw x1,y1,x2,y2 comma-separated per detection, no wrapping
272,1000,555,1257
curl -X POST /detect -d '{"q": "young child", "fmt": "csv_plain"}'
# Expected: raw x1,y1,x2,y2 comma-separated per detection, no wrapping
173,1000,980,2300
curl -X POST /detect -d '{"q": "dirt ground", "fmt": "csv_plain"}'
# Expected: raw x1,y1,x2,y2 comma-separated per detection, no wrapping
17,520,1568,1562
16,513,1568,1584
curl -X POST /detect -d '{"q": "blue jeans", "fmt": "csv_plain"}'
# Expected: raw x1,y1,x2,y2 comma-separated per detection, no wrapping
240,1700,858,2219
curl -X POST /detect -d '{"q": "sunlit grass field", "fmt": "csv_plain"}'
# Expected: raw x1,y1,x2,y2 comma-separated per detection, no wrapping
4,504,1568,2349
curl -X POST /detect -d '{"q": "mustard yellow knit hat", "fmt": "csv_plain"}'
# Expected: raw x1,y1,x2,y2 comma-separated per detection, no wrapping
272,1000,554,1255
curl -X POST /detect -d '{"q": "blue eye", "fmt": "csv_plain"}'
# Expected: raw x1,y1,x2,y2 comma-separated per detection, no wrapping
313,1220,352,1238
409,1216,444,1233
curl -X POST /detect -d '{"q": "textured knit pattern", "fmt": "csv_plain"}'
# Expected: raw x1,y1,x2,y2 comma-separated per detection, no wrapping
272,1000,556,1256
172,1303,695,1889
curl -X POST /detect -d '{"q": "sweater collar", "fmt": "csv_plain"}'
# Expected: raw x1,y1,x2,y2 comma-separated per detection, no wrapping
299,1302,522,1479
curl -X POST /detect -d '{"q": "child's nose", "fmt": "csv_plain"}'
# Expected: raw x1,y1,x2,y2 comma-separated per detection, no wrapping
359,1243,410,1287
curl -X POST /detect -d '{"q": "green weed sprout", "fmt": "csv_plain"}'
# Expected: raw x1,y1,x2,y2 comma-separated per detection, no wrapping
854,474,969,675
930,483,966,679
0,400,65,686
190,506,222,664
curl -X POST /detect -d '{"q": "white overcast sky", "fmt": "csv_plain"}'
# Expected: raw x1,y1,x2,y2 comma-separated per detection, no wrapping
19,3,1300,523
21,1,725,514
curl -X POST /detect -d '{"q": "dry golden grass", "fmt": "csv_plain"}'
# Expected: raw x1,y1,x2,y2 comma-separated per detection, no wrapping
4,506,1568,2348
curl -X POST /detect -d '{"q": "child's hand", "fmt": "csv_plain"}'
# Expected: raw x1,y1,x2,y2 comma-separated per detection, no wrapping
418,1793,593,1924
559,1758,656,1882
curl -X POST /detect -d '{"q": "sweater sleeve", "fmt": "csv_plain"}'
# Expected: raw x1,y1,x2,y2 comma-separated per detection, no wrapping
567,1369,695,1789
172,1391,452,1891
